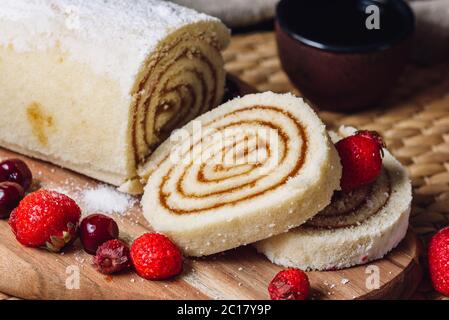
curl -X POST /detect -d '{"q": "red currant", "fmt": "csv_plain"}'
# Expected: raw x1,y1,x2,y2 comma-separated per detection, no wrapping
80,213,119,255
0,159,33,190
0,182,25,219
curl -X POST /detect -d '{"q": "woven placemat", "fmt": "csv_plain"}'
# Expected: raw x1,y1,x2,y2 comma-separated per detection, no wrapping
224,32,449,300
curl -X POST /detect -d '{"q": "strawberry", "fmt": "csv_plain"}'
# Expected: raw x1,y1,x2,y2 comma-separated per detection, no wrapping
94,239,131,275
268,268,310,300
428,227,449,297
9,190,81,252
335,130,385,192
130,233,183,280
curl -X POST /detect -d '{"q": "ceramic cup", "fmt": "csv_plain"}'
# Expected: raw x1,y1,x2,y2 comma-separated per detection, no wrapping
276,0,415,111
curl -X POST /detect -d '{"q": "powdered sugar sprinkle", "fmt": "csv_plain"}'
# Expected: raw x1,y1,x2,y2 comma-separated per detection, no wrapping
80,185,136,215
45,182,136,216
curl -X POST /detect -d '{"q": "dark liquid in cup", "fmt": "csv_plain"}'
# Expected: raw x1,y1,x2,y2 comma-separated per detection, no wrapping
281,0,410,48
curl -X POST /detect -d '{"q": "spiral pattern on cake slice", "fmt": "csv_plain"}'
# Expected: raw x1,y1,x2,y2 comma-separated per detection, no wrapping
255,126,412,271
131,22,228,167
305,168,391,229
140,92,342,257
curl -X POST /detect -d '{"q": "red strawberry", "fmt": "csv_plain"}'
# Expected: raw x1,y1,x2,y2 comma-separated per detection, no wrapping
335,130,385,192
428,227,449,297
130,233,183,280
269,268,310,300
94,239,131,275
9,190,81,252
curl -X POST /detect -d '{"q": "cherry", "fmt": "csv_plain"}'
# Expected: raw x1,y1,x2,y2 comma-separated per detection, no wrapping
80,213,119,255
0,182,25,219
0,159,33,190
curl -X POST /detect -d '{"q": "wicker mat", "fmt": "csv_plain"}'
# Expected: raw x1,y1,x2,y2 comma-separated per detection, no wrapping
225,32,449,300
2,32,448,301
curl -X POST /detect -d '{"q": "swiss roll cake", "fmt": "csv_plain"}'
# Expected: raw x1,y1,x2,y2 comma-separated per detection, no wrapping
255,126,412,271
0,0,230,193
140,92,342,256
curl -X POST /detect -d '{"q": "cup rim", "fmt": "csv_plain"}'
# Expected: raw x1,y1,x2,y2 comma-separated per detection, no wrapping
276,0,415,54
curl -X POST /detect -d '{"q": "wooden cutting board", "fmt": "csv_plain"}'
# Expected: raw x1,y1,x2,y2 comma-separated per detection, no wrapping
0,78,423,300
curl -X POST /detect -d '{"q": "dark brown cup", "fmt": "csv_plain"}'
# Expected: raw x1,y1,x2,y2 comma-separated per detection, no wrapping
276,0,415,112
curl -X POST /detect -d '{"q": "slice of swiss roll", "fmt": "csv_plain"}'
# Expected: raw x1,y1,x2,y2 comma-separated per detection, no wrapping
255,126,412,270
140,92,342,256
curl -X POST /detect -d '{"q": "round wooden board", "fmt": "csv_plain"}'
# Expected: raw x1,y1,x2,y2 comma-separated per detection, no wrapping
0,147,422,300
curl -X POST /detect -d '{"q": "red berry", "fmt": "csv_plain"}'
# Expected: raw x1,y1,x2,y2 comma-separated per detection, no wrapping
428,227,449,297
268,269,310,300
0,182,25,219
130,233,183,280
80,214,119,255
94,239,131,275
335,130,385,192
9,190,81,252
0,159,33,190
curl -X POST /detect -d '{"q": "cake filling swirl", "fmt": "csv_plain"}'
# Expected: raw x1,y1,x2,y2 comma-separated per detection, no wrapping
131,34,225,167
305,168,391,229
146,105,308,215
